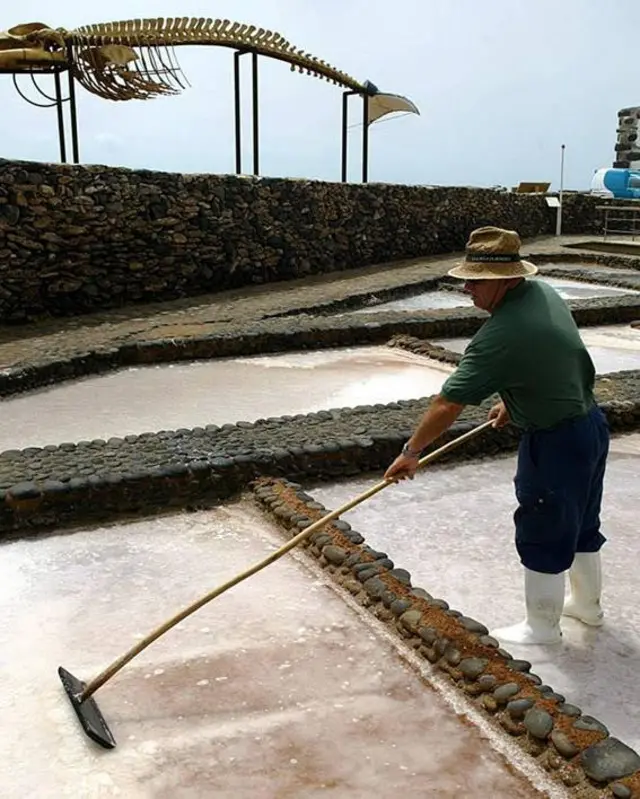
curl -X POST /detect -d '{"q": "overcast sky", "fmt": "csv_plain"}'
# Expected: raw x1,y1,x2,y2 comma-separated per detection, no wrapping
1,1,637,190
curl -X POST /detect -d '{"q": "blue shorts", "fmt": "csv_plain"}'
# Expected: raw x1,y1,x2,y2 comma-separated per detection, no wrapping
513,404,610,574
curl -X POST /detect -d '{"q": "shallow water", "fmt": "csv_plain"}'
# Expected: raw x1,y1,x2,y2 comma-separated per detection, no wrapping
0,503,545,798
0,346,454,452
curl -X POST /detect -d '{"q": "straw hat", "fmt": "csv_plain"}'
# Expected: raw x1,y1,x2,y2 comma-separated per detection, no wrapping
448,226,538,280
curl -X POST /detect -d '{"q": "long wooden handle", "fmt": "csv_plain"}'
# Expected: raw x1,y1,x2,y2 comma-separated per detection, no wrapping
81,419,494,700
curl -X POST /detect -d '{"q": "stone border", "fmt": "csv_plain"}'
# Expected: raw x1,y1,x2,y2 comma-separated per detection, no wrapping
1,386,639,537
250,477,640,798
261,275,448,318
561,241,640,257
529,251,640,271
1,294,639,398
387,335,462,366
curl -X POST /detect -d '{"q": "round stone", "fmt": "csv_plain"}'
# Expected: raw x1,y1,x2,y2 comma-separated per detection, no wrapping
507,659,532,673
7,481,41,499
355,567,380,583
558,703,582,718
479,635,500,648
445,647,461,667
435,638,450,657
459,617,489,635
388,568,411,585
482,695,498,713
363,577,387,599
581,737,640,783
574,716,610,735
323,545,347,565
612,783,633,799
353,561,379,574
400,609,423,632
507,698,535,720
418,626,438,646
524,707,554,739
493,683,520,704
551,730,580,759
459,658,489,680
390,599,412,616
478,675,498,691
41,479,67,494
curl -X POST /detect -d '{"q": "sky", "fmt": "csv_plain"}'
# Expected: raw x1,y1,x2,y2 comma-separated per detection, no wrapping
1,0,638,190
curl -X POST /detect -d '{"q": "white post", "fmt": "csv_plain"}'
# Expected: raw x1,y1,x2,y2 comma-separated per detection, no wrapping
556,143,565,236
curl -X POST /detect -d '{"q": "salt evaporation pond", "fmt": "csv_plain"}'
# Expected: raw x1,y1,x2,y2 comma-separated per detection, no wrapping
535,276,639,299
349,275,639,314
435,323,640,374
0,346,454,452
0,503,549,798
351,290,473,312
310,432,640,754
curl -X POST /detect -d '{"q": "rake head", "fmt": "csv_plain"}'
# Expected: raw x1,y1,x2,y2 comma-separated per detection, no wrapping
58,666,117,749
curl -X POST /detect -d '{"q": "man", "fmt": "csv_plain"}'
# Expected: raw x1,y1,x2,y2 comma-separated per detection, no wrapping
384,226,610,646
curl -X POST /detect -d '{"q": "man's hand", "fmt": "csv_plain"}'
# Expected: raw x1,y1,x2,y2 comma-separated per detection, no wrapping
384,452,420,482
488,400,510,428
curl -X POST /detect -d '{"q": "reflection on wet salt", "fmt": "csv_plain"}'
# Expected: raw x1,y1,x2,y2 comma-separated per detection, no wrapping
434,323,640,374
346,274,638,315
0,346,454,452
0,502,544,798
350,290,473,312
534,276,639,299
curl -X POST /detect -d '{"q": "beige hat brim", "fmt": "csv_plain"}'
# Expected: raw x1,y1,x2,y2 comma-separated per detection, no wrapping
447,259,538,280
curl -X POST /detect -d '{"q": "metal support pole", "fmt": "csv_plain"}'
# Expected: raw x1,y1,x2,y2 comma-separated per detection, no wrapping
341,91,349,182
233,51,242,174
556,143,565,236
53,69,67,164
66,45,80,163
362,93,370,183
251,52,259,176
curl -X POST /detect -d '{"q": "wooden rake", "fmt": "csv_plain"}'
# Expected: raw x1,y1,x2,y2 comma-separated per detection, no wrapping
59,419,494,749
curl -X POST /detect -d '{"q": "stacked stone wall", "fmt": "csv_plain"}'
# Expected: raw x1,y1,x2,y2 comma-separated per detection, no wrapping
0,159,603,322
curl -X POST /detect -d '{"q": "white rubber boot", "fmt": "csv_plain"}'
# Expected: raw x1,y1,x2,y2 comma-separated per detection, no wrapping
491,568,564,645
562,552,604,627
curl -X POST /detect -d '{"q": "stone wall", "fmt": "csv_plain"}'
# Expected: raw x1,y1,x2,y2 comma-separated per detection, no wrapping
0,158,603,322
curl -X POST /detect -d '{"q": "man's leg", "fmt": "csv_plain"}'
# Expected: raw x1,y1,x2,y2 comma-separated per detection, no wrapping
563,407,610,626
491,432,571,645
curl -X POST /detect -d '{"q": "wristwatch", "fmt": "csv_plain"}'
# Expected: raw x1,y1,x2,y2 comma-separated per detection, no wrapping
402,441,421,458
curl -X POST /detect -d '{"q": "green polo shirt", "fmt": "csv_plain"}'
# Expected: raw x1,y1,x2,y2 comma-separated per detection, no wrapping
440,279,596,430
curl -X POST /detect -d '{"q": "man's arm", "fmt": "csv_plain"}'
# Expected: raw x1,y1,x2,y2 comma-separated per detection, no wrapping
383,394,465,481
406,394,465,453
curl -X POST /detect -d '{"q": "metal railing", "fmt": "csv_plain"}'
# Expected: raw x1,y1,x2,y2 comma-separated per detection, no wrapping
597,202,640,240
